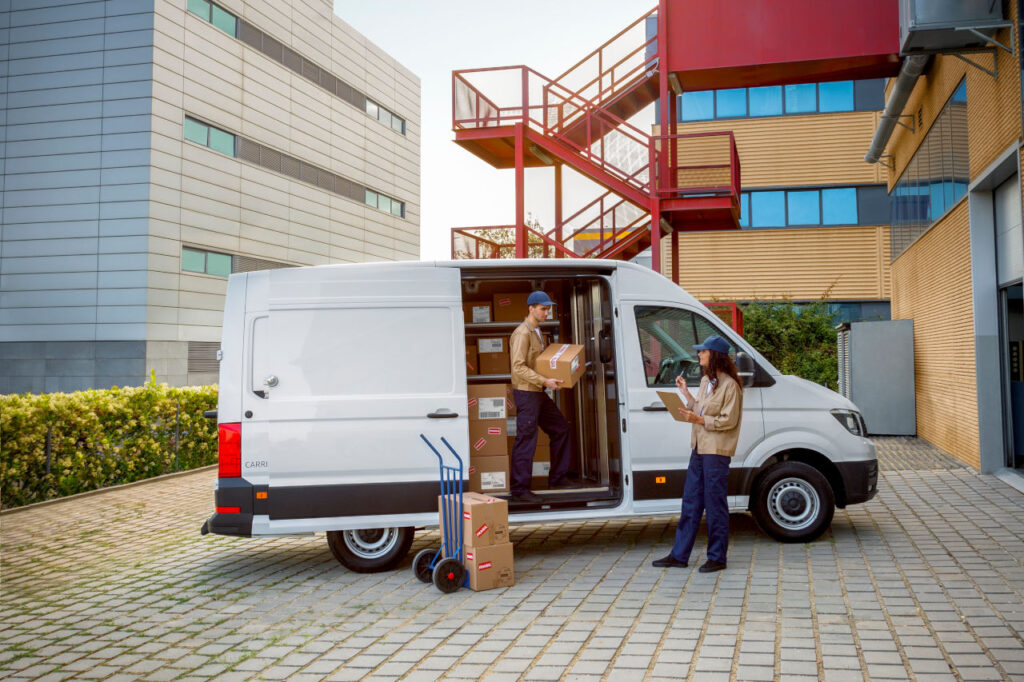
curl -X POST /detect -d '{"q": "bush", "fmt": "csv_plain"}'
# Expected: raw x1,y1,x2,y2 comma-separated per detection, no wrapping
0,379,218,509
742,298,838,390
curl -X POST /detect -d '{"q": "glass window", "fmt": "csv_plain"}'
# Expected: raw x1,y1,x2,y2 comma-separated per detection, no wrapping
952,80,967,103
391,116,405,134
748,86,782,117
822,188,858,225
206,252,232,277
378,108,392,127
681,91,714,121
787,190,820,225
184,117,208,146
391,201,404,217
365,189,377,207
818,81,853,112
187,0,211,21
716,88,746,118
378,195,392,213
634,307,701,387
366,100,378,119
751,191,786,227
210,4,237,36
739,192,750,227
208,127,235,156
784,83,816,113
182,248,206,273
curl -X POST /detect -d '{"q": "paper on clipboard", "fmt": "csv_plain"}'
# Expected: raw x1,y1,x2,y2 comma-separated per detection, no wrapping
655,390,690,422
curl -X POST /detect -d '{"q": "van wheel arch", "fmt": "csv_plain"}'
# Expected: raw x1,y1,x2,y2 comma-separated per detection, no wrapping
749,449,847,509
326,527,415,573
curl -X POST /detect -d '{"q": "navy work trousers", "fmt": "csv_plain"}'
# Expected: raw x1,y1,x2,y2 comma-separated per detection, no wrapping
510,389,572,494
670,449,730,564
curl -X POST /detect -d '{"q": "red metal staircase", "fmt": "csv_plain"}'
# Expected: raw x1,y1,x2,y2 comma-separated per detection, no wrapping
450,5,741,266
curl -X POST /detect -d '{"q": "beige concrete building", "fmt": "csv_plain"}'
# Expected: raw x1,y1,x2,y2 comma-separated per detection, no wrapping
1,0,420,391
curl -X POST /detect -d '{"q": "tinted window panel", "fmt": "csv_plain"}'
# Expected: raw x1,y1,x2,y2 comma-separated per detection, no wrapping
208,127,235,156
184,118,207,146
187,0,211,21
749,86,782,117
751,191,786,227
681,91,714,121
787,190,820,225
739,192,750,227
818,81,853,112
206,252,232,277
211,5,237,36
822,188,858,225
182,248,205,273
365,189,377,207
391,201,404,217
716,88,746,117
784,83,816,113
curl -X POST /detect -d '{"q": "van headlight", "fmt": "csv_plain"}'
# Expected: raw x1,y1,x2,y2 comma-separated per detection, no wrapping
831,409,867,437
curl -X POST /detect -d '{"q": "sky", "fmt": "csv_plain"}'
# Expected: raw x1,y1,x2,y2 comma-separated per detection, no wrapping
332,1,655,260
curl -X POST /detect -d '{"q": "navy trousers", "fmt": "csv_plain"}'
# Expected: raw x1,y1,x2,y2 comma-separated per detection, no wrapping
670,449,730,564
511,389,572,494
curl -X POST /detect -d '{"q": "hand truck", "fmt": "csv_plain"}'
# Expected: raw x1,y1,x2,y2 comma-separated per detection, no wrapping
412,434,467,593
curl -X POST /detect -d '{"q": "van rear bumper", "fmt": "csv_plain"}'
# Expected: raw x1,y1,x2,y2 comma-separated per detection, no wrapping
201,477,254,537
836,458,879,506
202,511,253,537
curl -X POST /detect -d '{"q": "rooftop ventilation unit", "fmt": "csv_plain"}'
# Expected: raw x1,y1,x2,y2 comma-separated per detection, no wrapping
899,0,1005,53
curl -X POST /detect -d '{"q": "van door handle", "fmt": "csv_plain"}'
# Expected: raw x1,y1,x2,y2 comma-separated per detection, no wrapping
427,409,459,419
642,404,668,411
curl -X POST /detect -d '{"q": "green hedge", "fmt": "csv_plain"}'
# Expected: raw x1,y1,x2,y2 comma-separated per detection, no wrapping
0,380,218,509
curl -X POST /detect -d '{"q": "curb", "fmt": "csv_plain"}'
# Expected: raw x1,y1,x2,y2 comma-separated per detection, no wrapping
1,464,218,516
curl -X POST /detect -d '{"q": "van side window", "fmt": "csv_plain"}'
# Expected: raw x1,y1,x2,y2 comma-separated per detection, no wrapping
635,307,735,387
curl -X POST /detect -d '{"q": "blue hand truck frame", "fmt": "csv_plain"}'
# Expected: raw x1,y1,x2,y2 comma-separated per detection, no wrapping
412,434,468,593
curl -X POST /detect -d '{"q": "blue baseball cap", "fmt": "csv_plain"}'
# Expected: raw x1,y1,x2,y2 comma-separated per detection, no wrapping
693,335,731,354
527,291,555,306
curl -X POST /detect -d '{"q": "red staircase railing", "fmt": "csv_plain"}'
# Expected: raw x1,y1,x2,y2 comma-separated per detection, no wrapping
655,131,740,203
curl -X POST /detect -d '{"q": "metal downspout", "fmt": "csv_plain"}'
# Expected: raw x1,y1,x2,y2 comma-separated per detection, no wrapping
865,54,930,164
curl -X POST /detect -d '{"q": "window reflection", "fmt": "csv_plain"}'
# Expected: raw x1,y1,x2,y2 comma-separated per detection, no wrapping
678,79,876,121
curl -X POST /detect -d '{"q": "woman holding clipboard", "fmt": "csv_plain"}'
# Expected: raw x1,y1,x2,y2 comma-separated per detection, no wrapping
652,335,743,573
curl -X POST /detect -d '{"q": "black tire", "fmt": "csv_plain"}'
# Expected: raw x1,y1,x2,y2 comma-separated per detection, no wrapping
432,558,465,594
326,527,414,573
412,548,436,583
751,461,835,543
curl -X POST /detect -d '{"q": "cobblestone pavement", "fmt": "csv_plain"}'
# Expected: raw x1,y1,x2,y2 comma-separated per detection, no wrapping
2,438,1023,681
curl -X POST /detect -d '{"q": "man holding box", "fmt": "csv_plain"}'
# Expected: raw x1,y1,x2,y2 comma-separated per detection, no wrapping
508,291,579,503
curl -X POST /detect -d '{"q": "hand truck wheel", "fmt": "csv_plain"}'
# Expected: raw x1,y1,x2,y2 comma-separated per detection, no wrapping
412,548,436,584
432,557,465,593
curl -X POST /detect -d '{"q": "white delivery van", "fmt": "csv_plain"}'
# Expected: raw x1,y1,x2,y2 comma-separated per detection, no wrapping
201,259,878,572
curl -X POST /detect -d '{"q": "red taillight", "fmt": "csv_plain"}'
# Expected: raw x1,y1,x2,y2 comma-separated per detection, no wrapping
218,422,242,478
216,506,241,514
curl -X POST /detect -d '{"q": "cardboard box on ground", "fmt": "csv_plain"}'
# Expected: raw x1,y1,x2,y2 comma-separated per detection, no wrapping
464,542,515,590
535,343,586,388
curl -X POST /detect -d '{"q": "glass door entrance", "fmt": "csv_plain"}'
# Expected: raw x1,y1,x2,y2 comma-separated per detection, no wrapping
1002,284,1024,469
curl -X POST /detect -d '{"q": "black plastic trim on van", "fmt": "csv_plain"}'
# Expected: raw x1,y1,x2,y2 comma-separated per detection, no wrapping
202,477,255,537
633,468,758,501
835,459,878,506
268,480,460,520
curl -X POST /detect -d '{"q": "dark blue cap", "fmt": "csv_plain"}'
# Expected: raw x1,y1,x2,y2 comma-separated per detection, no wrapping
527,291,555,306
693,335,731,354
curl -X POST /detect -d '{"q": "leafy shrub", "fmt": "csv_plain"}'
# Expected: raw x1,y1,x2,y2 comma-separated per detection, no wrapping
742,298,838,390
0,380,218,509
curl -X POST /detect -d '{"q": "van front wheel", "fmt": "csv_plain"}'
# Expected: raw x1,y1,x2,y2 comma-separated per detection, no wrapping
326,527,414,573
752,462,835,543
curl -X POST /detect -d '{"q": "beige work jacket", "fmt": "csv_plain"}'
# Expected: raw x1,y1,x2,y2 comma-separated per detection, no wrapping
686,373,743,456
510,319,547,391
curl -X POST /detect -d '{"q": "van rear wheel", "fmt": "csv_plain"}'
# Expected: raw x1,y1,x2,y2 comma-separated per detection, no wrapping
752,462,834,543
326,527,414,573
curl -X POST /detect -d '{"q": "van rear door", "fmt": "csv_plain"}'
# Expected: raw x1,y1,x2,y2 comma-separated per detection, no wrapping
249,264,468,524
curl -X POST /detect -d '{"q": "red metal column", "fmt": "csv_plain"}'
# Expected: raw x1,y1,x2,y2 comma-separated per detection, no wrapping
514,123,526,259
671,230,679,285
651,0,669,275
554,164,563,258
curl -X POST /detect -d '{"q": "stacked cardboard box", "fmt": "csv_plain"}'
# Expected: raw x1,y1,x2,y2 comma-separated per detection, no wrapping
477,337,510,375
466,344,478,376
467,384,511,493
459,492,514,590
463,301,492,324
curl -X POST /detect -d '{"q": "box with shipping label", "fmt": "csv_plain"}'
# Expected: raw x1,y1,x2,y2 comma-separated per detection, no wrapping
492,293,530,322
477,337,510,375
464,542,515,590
468,420,508,456
505,384,517,416
532,459,551,477
535,343,586,388
466,344,478,376
463,301,492,324
468,456,510,493
461,492,509,546
468,384,508,421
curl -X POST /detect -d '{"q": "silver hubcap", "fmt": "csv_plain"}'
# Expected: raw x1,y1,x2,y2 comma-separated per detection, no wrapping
766,477,819,531
343,528,399,559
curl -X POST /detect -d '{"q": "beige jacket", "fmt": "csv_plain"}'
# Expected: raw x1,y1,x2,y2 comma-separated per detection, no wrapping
510,319,547,391
686,373,743,456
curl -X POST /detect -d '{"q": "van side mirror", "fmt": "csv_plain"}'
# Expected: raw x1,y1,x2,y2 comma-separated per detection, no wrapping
736,352,755,388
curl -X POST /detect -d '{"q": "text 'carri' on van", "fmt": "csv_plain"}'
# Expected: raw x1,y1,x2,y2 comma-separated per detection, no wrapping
201,259,877,572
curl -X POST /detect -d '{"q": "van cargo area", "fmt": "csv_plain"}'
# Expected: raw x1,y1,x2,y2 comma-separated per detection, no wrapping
459,267,622,511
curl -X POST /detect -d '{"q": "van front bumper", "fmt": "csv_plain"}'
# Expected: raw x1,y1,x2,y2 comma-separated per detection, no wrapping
835,458,879,507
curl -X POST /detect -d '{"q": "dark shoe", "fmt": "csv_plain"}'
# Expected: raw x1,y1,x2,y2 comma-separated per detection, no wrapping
699,560,727,573
549,479,584,490
511,492,543,504
652,555,688,568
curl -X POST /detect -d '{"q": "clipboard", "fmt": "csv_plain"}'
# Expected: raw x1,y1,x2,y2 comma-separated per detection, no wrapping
655,390,690,422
